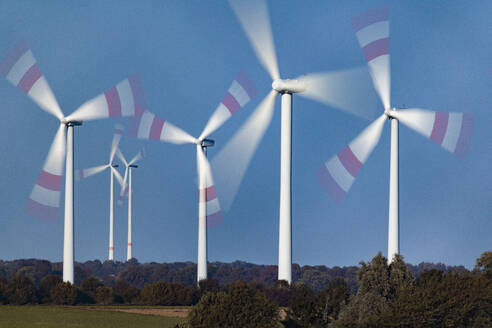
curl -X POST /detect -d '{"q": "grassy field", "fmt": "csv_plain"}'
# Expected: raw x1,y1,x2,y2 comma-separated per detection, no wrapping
0,306,187,328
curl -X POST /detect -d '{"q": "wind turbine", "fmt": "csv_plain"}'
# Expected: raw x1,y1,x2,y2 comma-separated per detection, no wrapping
316,5,474,263
213,0,378,284
0,39,146,283
75,124,125,261
116,147,145,261
127,72,257,282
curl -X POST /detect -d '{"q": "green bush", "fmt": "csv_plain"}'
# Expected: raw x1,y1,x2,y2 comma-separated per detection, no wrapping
50,281,78,305
8,276,37,305
188,282,279,328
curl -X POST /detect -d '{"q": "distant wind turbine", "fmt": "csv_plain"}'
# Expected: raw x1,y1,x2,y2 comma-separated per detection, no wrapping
0,39,146,283
116,147,145,261
316,5,474,263
127,72,257,283
76,124,125,261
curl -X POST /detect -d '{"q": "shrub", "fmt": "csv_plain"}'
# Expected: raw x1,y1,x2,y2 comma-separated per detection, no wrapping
95,286,114,305
188,282,279,328
50,282,78,305
38,275,62,303
8,276,37,305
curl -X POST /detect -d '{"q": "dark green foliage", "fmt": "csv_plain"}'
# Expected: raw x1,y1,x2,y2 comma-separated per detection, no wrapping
333,253,414,327
286,283,317,327
265,280,290,306
475,251,492,273
0,278,8,304
80,276,102,303
38,275,62,303
50,281,78,305
95,286,114,305
7,275,37,305
188,282,279,328
315,278,350,326
139,282,197,306
197,278,220,295
113,279,139,304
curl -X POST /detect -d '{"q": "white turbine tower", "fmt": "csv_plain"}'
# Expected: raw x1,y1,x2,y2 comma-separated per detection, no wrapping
316,5,474,263
116,147,145,261
215,0,378,283
76,124,126,261
0,39,146,283
127,72,257,283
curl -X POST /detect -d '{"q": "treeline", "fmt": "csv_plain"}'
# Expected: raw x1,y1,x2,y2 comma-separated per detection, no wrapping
187,251,492,328
0,257,465,292
0,252,490,327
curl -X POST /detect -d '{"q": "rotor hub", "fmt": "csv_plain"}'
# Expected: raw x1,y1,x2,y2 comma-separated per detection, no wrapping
272,79,306,94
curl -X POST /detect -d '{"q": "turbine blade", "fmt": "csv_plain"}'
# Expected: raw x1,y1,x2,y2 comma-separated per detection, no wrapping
110,123,125,164
75,164,109,181
0,39,64,120
392,109,475,158
67,73,145,122
127,110,196,145
117,166,129,207
211,90,277,211
129,147,146,166
197,146,223,228
199,72,258,140
110,166,124,186
116,148,128,167
297,67,380,120
317,114,386,203
228,0,280,80
352,5,391,110
25,124,66,221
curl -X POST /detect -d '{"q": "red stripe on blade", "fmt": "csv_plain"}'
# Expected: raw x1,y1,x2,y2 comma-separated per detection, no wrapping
207,211,223,228
38,170,62,191
454,113,474,158
430,112,449,145
149,116,165,140
128,74,146,115
105,87,122,117
205,186,217,201
352,5,389,32
362,38,389,63
25,198,58,221
222,92,241,114
18,63,42,93
338,146,362,177
0,39,29,77
235,71,257,99
316,165,346,204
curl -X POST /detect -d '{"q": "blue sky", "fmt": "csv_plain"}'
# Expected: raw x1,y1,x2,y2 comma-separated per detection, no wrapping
0,0,490,269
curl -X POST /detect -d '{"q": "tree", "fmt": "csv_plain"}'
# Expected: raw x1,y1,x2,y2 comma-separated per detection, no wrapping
38,275,62,303
95,286,114,305
0,278,8,304
113,279,139,304
475,251,492,273
188,282,279,328
50,282,78,305
286,283,317,327
333,253,414,327
7,275,37,305
316,278,350,326
80,277,102,303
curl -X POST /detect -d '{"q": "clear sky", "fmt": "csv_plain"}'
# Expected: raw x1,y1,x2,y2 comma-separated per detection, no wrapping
0,0,490,269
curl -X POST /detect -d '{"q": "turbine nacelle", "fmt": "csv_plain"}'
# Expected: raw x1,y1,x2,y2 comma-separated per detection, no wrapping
272,79,306,94
198,138,215,148
384,108,398,119
61,119,83,127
